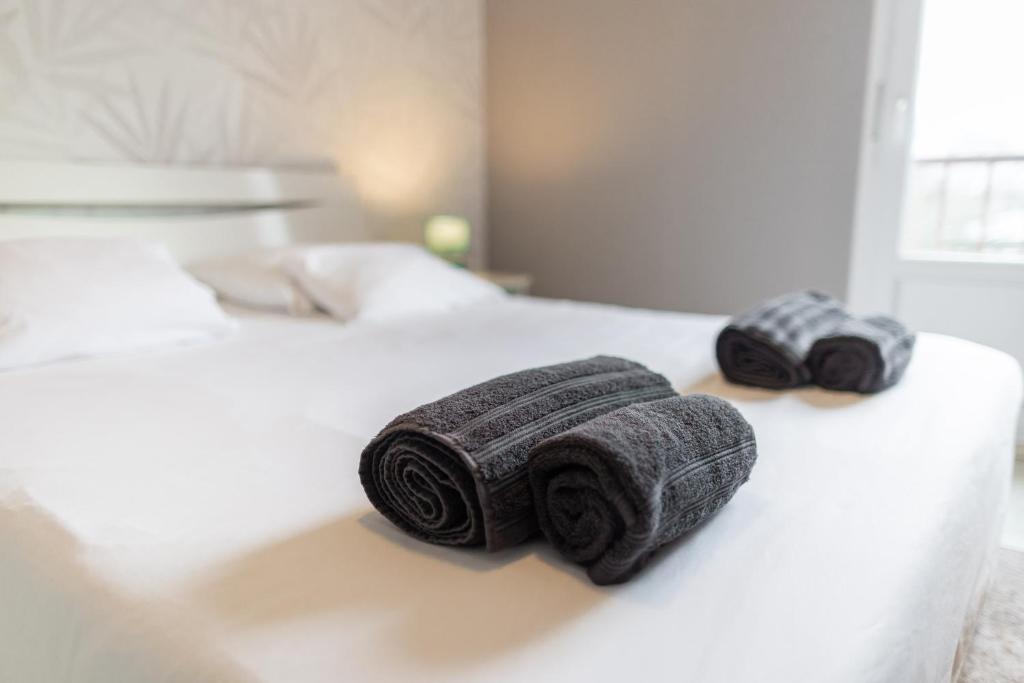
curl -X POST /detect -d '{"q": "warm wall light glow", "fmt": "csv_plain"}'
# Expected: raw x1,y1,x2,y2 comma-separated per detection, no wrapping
424,214,471,263
339,72,458,212
325,64,481,254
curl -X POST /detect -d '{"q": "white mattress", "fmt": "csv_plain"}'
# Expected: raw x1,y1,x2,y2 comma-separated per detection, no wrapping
0,297,1020,683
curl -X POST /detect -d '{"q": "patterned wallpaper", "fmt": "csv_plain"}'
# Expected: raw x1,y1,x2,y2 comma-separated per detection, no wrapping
0,0,485,248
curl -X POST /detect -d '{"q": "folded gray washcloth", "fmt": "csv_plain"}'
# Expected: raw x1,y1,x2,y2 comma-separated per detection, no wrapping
807,315,916,393
528,394,757,585
715,290,849,389
359,356,677,551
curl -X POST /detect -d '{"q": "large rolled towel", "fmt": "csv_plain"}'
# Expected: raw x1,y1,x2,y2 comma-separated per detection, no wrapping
528,394,757,585
359,356,677,551
715,290,848,389
807,315,915,393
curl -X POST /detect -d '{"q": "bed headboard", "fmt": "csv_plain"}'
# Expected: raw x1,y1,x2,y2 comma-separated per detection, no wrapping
0,161,366,263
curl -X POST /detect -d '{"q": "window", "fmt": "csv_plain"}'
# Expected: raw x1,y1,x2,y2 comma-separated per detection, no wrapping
901,0,1024,258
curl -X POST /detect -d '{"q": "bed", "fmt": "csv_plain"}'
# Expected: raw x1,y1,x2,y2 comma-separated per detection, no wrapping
0,163,1020,683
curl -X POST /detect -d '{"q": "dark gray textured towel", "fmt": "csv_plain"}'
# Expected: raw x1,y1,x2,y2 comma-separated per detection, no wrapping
807,315,916,393
715,290,848,389
359,356,677,551
528,394,757,585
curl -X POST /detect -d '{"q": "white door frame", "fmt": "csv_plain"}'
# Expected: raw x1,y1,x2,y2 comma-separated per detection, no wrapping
849,0,1024,444
847,0,926,315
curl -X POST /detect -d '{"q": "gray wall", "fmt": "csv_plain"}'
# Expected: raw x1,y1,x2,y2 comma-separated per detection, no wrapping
487,0,876,314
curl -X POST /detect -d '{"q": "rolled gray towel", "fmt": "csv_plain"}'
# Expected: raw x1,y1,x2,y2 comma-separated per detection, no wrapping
359,356,677,551
715,290,848,389
528,394,757,585
807,315,916,393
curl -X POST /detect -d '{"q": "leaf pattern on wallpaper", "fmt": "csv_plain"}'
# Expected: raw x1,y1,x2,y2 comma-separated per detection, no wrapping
161,0,347,107
0,0,483,169
356,0,429,32
420,0,481,116
0,6,27,106
0,87,82,157
357,0,479,117
85,75,195,163
191,80,297,166
17,0,140,95
238,7,343,104
159,0,253,62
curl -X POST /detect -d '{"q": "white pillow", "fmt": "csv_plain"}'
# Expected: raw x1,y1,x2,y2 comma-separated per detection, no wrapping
0,237,235,370
283,243,504,322
189,248,315,315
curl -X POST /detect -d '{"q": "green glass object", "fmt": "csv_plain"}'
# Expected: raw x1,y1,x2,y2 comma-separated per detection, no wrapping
424,214,471,266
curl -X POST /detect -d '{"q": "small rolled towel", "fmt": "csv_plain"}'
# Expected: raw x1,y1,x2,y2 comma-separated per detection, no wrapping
716,290,848,389
359,356,677,551
807,315,916,393
529,394,757,585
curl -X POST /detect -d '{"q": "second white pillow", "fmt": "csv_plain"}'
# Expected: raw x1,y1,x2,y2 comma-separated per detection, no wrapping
189,248,316,316
283,243,504,322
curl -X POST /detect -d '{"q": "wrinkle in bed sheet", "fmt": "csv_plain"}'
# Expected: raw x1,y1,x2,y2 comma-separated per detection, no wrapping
0,297,1019,683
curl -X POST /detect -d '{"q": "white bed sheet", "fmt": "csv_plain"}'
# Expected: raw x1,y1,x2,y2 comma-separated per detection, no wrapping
0,297,1020,683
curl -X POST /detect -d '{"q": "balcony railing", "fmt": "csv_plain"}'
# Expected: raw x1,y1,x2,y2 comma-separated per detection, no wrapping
902,155,1024,258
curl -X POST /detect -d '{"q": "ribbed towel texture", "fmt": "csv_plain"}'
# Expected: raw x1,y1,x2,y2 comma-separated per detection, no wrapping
807,315,916,393
359,356,677,551
716,290,847,389
716,290,915,393
529,394,757,585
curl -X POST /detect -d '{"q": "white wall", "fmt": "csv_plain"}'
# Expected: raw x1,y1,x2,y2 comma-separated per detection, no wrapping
0,0,485,260
487,0,876,314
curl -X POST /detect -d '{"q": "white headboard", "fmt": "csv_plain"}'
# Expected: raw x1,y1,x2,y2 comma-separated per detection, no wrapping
0,161,366,263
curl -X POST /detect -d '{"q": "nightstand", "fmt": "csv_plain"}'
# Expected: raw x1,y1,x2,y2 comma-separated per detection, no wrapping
474,270,533,295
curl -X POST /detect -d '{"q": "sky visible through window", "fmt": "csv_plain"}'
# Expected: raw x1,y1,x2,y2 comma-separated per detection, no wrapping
903,0,1024,257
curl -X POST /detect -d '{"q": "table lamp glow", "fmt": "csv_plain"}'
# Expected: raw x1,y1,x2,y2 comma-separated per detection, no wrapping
424,214,471,266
